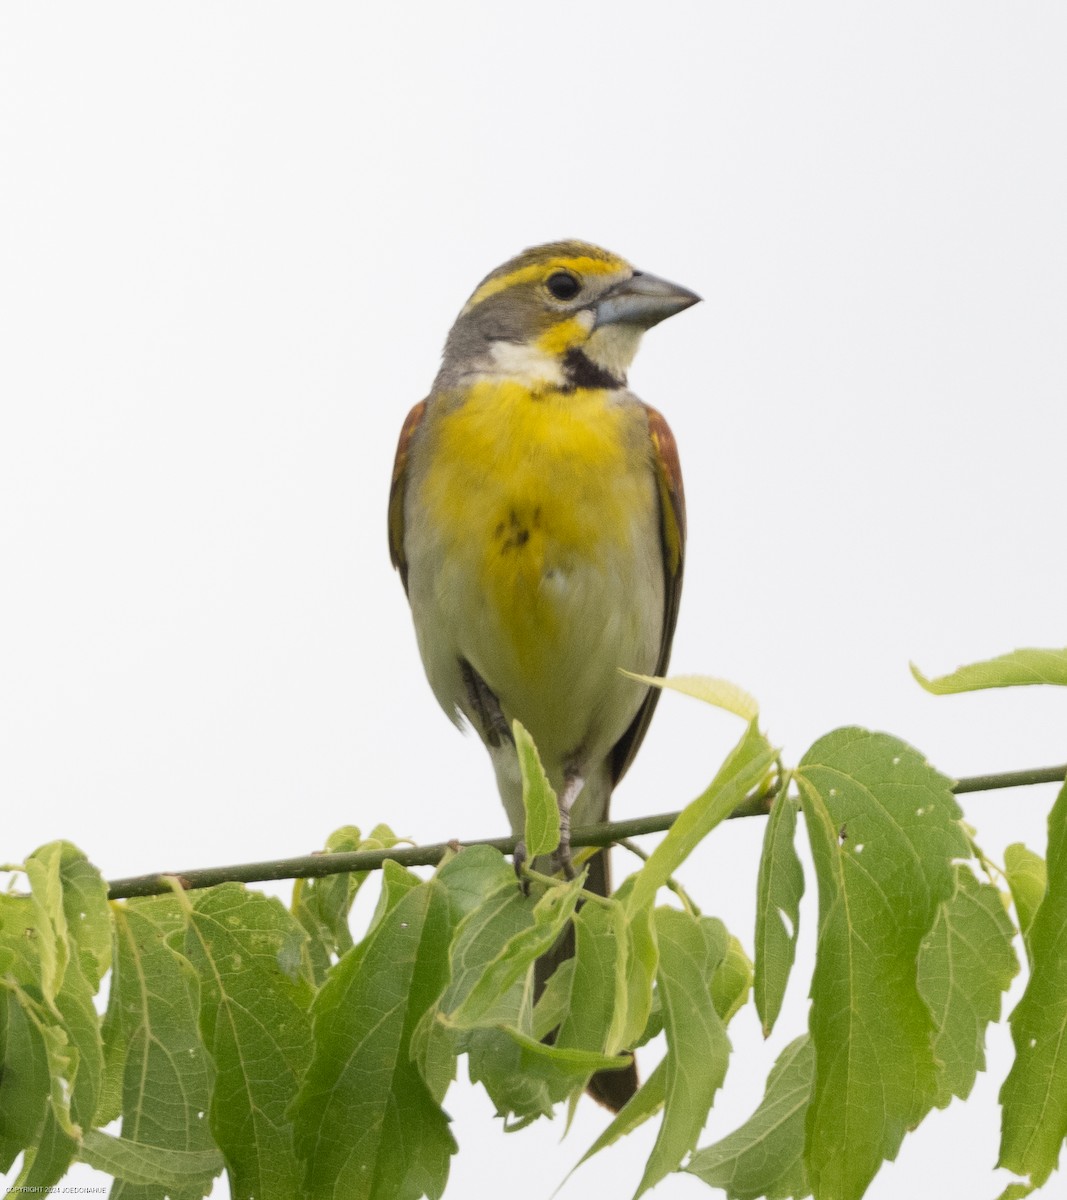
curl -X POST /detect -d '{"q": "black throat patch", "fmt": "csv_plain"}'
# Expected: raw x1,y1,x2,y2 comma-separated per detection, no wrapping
562,347,625,391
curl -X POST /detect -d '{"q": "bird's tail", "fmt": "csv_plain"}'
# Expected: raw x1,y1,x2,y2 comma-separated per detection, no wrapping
533,844,639,1113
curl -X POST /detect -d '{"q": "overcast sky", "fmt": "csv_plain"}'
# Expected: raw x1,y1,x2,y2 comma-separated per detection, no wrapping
2,4,1066,1197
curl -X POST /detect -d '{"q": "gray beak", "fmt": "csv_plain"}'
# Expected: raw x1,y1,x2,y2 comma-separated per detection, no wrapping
594,270,701,330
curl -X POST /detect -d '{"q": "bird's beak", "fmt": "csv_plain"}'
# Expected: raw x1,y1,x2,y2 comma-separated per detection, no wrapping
594,271,702,330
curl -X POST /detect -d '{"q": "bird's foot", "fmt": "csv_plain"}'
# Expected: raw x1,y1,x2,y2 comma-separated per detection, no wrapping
513,839,530,896
459,658,512,748
552,771,585,880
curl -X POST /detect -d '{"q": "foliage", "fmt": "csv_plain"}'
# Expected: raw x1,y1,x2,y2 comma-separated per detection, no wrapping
1,646,1066,1198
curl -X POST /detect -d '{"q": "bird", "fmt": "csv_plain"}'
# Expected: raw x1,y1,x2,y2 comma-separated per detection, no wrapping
388,240,697,1110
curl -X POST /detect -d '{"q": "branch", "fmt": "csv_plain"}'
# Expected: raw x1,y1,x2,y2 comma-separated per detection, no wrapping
105,762,1067,900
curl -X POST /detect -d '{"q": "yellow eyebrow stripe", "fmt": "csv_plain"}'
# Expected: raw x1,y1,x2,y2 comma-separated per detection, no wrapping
462,255,627,314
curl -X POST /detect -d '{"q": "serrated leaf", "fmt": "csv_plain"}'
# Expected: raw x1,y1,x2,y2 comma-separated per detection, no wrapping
574,1058,668,1169
79,1129,223,1190
626,720,777,915
109,897,217,1200
620,671,759,721
687,1034,814,1200
918,865,1018,1106
1004,843,1046,968
634,906,731,1198
754,794,804,1037
292,879,456,1200
999,780,1067,1188
796,728,968,1200
911,647,1067,693
514,719,561,859
184,884,314,1200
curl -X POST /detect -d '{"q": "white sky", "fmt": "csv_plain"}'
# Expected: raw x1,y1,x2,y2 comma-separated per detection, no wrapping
2,4,1066,1197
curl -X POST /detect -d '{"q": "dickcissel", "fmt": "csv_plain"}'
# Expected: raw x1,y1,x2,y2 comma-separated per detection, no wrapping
389,240,696,1108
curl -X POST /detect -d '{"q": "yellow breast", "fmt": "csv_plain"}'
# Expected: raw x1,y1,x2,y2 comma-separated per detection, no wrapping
417,380,653,671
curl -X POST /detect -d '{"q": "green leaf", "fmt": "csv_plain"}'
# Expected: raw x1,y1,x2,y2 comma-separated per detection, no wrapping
1004,843,1046,968
410,847,515,1103
754,793,804,1037
575,1058,668,1167
634,906,731,1198
711,932,753,1027
503,1025,634,1077
999,780,1067,1188
447,875,583,1030
467,1026,559,1121
109,897,217,1200
514,719,561,859
555,900,623,1057
51,842,111,989
620,671,760,721
95,958,127,1127
366,856,425,933
0,977,51,1172
626,720,778,915
291,825,375,984
618,903,658,1049
911,647,1067,693
22,844,70,1006
796,728,968,1200
0,844,109,1187
917,865,1018,1106
184,885,314,1200
994,1183,1037,1200
79,1129,223,1190
292,879,456,1200
686,1035,814,1200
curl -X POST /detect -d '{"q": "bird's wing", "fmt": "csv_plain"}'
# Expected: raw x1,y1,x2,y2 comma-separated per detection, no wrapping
387,399,428,593
609,403,687,787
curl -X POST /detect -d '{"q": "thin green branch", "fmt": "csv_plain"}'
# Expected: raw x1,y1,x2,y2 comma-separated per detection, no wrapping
951,764,1067,793
105,762,1067,900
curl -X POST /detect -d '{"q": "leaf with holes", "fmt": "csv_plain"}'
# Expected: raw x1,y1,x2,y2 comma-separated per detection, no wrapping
184,884,314,1200
754,794,804,1037
104,896,217,1200
796,728,968,1200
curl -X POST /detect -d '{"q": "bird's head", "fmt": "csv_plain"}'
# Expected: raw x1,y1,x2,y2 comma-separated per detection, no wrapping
436,240,700,392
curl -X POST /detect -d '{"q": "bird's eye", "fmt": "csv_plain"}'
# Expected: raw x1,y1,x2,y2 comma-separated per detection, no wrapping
545,271,581,301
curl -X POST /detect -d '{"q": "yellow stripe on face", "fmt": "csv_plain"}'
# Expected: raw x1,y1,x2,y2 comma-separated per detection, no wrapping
462,254,628,314
536,313,594,356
